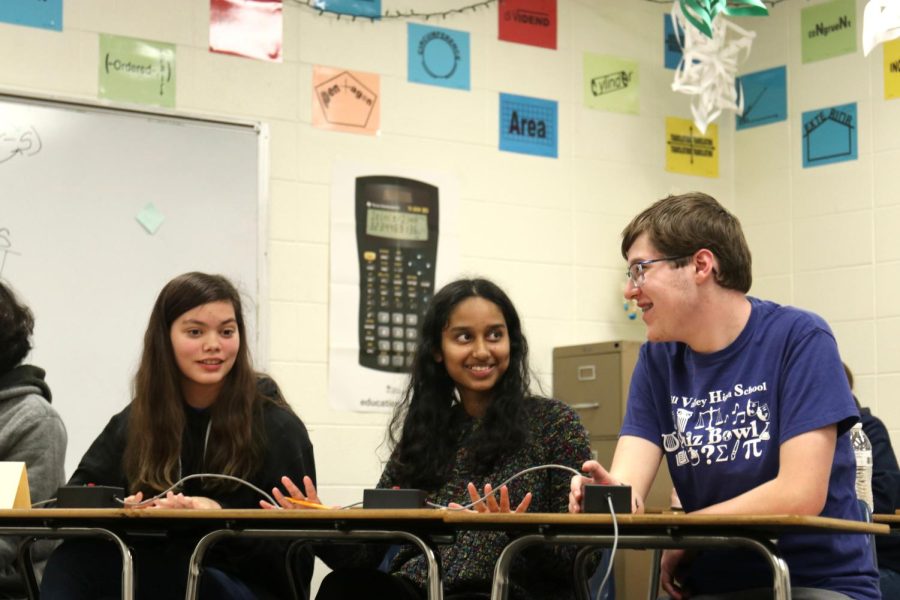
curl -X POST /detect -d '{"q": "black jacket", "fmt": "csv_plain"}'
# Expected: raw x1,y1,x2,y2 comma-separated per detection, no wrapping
69,377,316,599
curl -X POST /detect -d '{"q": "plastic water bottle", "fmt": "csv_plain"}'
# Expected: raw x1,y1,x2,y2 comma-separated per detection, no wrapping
850,423,874,513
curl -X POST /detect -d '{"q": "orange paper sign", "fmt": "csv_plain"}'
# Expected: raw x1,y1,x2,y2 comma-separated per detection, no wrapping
312,66,381,135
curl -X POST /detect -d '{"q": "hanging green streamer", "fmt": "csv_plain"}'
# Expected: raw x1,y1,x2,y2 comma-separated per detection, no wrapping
678,0,768,38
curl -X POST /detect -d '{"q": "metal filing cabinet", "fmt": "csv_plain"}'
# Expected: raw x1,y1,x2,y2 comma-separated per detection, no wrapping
553,340,673,600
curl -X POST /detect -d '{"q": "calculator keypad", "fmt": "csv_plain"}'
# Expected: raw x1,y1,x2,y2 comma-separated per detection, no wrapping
360,247,434,371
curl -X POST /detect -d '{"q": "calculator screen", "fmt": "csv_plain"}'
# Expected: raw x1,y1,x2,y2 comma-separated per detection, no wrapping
366,208,428,241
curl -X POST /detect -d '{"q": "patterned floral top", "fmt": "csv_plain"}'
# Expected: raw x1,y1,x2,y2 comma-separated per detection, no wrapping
379,396,591,599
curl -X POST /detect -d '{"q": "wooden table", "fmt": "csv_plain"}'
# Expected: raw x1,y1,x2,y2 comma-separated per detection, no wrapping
0,509,885,600
443,512,888,600
0,508,452,600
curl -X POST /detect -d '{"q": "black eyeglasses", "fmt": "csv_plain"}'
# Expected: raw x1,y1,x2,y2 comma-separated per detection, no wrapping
626,255,692,288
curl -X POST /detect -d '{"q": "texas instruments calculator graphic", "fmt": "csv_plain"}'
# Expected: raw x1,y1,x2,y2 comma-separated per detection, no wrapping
356,176,439,372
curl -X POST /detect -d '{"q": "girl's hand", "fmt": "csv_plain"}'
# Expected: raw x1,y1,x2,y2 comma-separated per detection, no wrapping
262,475,327,510
450,482,532,513
149,492,221,510
569,460,618,513
123,491,145,509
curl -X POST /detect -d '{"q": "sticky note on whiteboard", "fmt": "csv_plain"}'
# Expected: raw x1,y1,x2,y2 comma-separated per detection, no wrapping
136,203,165,234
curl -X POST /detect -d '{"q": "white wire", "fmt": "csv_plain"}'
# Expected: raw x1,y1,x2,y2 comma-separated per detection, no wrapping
594,494,618,600
432,464,583,510
114,473,278,508
109,463,584,512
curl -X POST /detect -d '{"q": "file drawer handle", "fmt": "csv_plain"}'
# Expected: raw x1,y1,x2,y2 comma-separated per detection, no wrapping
570,402,600,410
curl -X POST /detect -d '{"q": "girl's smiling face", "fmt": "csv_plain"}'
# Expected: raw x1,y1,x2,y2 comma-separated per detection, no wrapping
170,300,239,408
436,296,510,415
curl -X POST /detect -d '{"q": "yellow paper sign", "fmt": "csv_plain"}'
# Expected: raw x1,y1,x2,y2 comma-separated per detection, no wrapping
312,66,380,135
665,117,719,178
0,462,30,509
885,38,900,100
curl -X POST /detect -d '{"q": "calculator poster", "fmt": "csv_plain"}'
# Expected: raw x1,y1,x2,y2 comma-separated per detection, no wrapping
328,163,461,412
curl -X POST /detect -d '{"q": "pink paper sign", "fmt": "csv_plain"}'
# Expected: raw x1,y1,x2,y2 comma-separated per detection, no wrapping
210,0,282,62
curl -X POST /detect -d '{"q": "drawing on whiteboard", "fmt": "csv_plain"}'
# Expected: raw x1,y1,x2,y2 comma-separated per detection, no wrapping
0,126,42,165
0,228,21,277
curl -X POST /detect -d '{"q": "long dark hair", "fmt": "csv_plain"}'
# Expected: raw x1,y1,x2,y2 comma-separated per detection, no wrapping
387,278,532,488
123,272,273,494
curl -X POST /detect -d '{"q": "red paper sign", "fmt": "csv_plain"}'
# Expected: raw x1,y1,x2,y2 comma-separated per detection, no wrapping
498,0,557,50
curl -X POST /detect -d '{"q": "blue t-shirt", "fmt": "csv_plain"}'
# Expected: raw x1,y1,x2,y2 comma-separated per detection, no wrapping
621,297,879,599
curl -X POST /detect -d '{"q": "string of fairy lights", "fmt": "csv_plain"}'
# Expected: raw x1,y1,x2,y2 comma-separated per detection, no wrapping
288,0,789,23
288,0,497,22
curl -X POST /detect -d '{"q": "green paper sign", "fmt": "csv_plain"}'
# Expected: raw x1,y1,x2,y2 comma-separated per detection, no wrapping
99,34,175,107
801,0,856,63
583,53,639,114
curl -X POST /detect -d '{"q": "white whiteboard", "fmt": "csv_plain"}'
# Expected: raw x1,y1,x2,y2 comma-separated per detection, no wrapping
0,94,267,476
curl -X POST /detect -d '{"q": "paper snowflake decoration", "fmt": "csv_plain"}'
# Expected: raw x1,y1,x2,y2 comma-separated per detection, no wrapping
863,0,900,56
670,2,756,134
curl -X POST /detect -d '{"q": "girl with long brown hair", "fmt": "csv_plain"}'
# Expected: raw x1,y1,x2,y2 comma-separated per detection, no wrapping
41,272,316,600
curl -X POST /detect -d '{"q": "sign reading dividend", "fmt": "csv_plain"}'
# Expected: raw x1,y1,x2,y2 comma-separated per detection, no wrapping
498,0,557,49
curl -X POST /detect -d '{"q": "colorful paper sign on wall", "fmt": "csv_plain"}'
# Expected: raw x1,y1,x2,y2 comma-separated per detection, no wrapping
801,0,857,63
408,23,470,90
802,103,857,168
313,66,380,135
885,38,900,100
210,0,283,62
665,117,719,178
499,93,558,158
0,0,61,31
735,66,787,130
99,35,176,108
314,0,381,18
664,14,684,70
498,0,557,50
583,54,639,114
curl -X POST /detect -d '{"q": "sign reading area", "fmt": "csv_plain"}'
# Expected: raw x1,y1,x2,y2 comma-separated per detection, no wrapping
499,93,558,158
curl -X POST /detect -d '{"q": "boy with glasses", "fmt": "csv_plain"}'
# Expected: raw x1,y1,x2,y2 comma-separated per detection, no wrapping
569,193,879,600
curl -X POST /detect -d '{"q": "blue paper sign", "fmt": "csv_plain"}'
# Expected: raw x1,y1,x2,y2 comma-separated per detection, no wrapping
499,93,558,158
0,0,62,31
736,66,787,131
408,23,470,91
801,102,857,168
664,14,684,70
314,0,380,18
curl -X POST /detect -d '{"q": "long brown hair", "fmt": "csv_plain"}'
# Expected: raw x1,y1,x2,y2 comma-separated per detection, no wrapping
123,272,267,494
